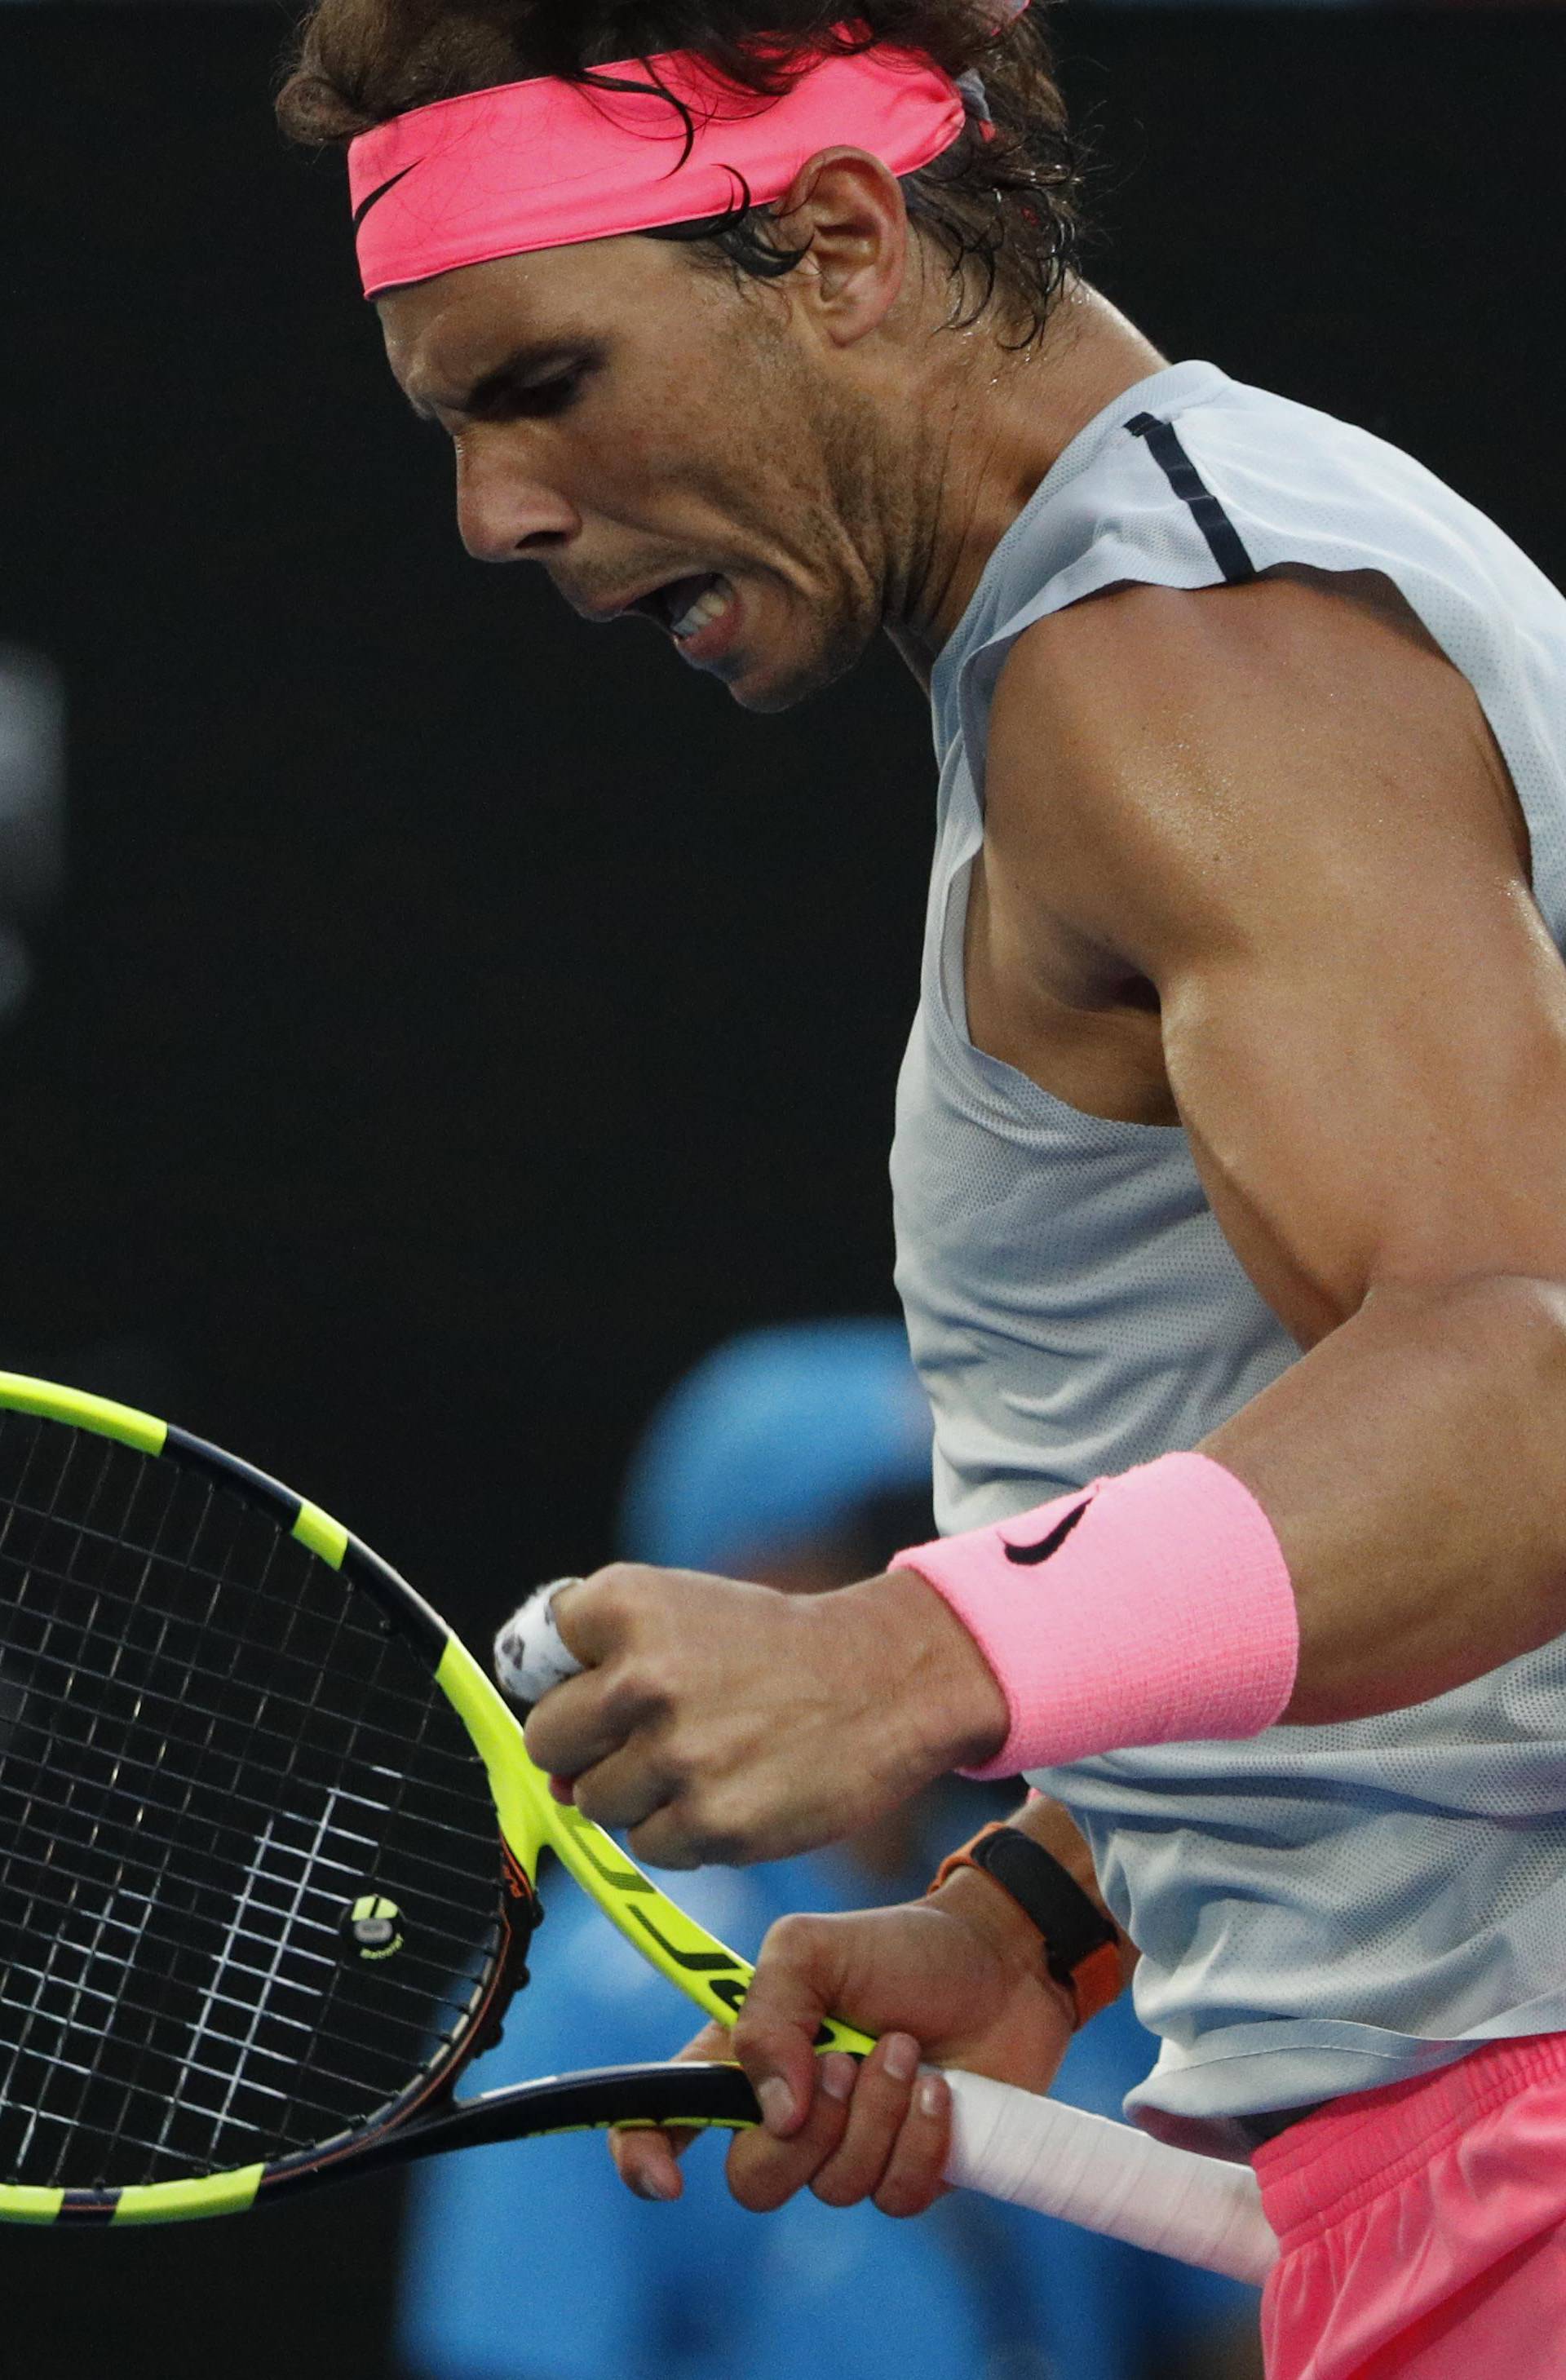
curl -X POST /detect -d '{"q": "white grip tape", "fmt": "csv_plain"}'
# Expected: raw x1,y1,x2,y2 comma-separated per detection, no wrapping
494,1580,587,1710
942,2072,1279,2285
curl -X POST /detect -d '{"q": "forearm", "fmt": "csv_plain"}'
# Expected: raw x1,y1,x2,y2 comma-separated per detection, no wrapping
526,1275,1566,1873
880,1270,1566,1779
1207,1272,1566,1723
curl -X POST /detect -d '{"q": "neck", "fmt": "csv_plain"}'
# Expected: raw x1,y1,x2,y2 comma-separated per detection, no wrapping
881,282,1168,689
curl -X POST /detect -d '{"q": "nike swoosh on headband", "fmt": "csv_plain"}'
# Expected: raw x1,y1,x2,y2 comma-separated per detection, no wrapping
352,161,418,232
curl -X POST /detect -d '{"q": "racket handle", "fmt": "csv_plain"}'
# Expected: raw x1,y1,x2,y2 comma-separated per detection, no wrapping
941,2072,1278,2285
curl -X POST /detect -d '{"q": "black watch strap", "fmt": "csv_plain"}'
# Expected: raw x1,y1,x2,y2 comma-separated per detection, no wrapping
971,1825,1117,1980
936,1823,1122,2024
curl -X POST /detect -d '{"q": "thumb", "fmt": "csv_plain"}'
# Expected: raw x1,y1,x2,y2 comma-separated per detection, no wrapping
546,1573,596,1663
733,1913,849,2139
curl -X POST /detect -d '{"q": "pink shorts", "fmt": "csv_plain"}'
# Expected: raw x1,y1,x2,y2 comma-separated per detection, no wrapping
1255,2031,1566,2379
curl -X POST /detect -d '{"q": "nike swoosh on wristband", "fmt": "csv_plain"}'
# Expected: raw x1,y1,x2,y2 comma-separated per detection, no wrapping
1002,1498,1091,1566
352,161,419,232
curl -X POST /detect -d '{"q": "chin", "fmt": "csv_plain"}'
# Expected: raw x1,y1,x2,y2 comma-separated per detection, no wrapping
725,673,812,717
723,620,873,715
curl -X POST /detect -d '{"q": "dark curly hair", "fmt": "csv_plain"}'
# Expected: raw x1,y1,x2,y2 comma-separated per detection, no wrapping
276,3,1082,343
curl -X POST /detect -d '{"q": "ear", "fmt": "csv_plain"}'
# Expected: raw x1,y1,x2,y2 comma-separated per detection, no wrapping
770,148,910,347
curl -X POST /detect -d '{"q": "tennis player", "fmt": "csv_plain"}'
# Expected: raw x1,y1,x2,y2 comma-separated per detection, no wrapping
278,7,1566,2371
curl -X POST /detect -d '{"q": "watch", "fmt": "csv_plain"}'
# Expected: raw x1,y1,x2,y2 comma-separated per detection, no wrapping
929,1821,1124,2028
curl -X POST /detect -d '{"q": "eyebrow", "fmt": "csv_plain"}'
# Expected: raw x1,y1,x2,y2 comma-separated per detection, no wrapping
404,339,599,422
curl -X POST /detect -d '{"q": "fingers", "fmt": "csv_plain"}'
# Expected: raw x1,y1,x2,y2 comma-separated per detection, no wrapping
517,1564,874,1869
522,1659,644,1782
543,1569,623,1667
818,2044,952,2219
726,2051,858,2212
608,2019,732,2205
729,1911,959,2217
563,1741,676,1839
725,2040,953,2219
610,2121,696,2204
520,1567,675,1782
542,1564,684,1679
613,2049,955,2218
525,1729,742,1873
732,1913,847,2137
876,2075,953,2218
493,1579,585,1710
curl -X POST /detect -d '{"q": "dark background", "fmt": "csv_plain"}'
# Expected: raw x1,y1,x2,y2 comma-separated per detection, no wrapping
1,9,1563,2373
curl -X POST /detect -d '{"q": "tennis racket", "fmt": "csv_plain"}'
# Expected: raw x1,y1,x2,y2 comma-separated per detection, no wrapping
0,1370,1276,2280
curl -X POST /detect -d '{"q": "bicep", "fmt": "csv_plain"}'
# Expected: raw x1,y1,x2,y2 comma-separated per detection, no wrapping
1162,879,1566,1343
989,574,1566,1345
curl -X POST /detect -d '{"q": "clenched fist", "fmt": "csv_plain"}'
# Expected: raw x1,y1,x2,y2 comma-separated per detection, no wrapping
519,1561,1008,1868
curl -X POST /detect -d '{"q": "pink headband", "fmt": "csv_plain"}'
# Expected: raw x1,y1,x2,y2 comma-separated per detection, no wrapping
347,36,972,299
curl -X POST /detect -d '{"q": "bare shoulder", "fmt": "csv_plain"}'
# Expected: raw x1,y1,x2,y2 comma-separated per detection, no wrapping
984,567,1528,971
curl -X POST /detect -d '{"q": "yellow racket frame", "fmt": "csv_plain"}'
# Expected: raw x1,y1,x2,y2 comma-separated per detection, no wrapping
0,1370,871,2226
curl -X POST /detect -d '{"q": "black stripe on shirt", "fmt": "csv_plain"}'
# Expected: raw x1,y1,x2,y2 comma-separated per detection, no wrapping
1126,412,1257,586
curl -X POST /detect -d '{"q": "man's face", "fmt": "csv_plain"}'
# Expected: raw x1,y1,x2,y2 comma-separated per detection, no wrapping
381,234,891,712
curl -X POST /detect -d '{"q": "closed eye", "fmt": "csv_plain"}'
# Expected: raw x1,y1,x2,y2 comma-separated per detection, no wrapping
411,374,584,439
406,339,607,434
525,374,585,418
474,364,595,426
489,372,585,422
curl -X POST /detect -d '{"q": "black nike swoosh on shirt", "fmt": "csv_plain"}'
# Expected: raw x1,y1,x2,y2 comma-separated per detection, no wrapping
352,161,418,232
1002,1497,1091,1566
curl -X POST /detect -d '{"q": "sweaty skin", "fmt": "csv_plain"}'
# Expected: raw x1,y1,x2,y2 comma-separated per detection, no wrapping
380,149,1566,2209
379,153,1166,714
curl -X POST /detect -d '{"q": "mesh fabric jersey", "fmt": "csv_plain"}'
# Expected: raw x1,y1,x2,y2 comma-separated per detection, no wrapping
891,358,1566,2152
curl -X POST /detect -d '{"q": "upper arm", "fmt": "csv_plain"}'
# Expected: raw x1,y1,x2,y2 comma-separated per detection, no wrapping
984,570,1566,1344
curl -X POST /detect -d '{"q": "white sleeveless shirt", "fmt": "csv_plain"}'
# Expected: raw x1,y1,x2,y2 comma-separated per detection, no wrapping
891,360,1566,2152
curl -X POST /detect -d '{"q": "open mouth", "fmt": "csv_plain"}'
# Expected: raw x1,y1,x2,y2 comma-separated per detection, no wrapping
635,572,735,643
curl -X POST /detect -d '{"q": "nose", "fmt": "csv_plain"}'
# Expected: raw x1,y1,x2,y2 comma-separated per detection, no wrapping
454,431,581,564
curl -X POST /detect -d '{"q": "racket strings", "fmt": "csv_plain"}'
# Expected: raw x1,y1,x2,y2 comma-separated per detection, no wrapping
0,1814,488,2013
8,1590,460,1741
3,1630,493,1868
1,1515,490,2179
0,1413,502,2192
0,1942,425,2139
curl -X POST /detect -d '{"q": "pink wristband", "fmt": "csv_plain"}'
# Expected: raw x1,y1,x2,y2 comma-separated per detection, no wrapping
891,1453,1298,1780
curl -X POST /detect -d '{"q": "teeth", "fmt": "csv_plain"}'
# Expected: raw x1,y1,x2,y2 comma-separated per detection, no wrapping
671,577,732,639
